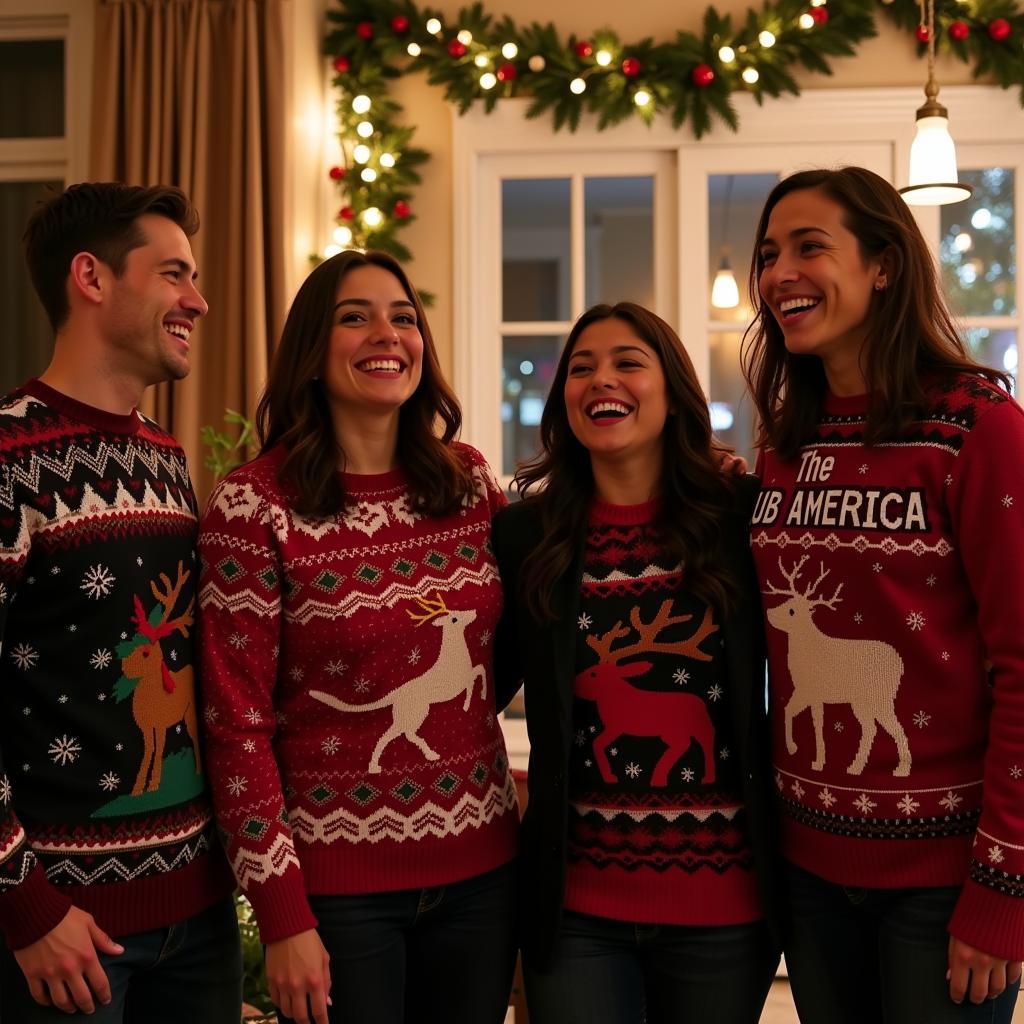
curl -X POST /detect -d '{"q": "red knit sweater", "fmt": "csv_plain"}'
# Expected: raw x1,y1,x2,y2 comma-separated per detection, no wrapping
752,374,1024,960
198,443,519,943
564,499,761,926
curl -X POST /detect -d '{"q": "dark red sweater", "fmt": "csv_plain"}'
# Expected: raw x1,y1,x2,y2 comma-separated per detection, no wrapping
752,374,1024,960
198,443,519,943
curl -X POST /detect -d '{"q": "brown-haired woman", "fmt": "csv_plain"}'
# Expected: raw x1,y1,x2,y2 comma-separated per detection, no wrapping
744,166,1024,1023
198,250,519,1024
492,302,781,1023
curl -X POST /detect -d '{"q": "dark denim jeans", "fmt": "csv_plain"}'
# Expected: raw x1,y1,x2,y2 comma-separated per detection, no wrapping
276,861,517,1024
523,910,779,1024
786,862,1022,1024
0,896,242,1023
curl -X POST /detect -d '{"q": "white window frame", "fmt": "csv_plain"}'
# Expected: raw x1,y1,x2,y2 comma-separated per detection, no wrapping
453,86,1024,474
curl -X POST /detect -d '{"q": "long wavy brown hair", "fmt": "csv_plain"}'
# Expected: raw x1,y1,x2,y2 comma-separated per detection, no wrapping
515,302,736,622
256,250,474,517
742,166,1012,460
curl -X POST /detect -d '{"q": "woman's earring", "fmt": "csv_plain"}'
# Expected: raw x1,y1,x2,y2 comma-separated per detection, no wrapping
874,277,887,292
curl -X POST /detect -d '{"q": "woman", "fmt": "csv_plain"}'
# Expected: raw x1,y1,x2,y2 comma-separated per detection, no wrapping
492,302,781,1023
197,250,519,1024
743,166,1024,1022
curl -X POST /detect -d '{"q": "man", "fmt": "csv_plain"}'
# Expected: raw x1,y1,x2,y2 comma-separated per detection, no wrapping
0,183,240,1021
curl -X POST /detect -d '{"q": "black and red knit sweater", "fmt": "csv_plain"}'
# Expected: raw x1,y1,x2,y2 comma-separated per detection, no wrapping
565,498,761,926
0,380,234,951
752,373,1024,960
197,442,519,944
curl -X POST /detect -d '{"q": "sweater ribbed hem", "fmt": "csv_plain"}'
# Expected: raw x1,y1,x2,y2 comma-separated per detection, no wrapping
949,878,1024,962
0,864,74,950
246,867,319,945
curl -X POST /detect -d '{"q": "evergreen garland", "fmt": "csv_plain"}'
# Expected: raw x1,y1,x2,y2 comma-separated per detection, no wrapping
322,0,1023,260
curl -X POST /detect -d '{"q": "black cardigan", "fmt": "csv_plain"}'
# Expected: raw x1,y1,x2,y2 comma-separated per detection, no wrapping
492,474,782,970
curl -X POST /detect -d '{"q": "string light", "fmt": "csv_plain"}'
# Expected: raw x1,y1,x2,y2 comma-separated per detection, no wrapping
407,42,422,56
379,152,396,168
457,29,473,45
324,243,343,257
742,67,760,84
356,121,374,138
351,95,371,114
569,77,586,94
633,89,651,106
332,226,353,246
480,72,497,89
718,46,736,62
425,17,442,35
352,144,371,163
501,42,518,59
474,54,490,67
361,168,377,182
595,49,613,66
799,13,814,28
362,207,383,227
759,31,776,47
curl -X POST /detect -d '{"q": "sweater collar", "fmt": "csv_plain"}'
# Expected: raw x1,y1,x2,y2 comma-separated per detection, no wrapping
23,378,142,435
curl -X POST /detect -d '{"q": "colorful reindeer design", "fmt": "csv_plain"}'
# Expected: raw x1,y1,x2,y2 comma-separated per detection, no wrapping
118,562,203,795
309,592,485,774
577,599,719,787
764,555,911,777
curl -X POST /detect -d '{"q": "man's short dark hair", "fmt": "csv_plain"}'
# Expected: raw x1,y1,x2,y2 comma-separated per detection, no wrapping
23,182,200,332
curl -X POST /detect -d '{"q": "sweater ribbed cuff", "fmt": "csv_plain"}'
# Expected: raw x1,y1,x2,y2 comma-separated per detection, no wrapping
245,870,318,945
948,877,1024,962
0,864,74,950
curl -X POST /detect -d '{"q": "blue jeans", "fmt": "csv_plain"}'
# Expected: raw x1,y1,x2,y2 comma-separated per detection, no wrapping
276,861,517,1024
523,910,778,1024
0,896,242,1023
786,862,1022,1023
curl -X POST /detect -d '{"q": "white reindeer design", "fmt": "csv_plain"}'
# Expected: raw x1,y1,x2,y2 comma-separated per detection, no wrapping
309,592,485,774
765,555,911,777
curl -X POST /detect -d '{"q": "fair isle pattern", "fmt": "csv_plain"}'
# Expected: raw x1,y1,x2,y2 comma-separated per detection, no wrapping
199,442,520,944
752,530,954,559
44,834,211,887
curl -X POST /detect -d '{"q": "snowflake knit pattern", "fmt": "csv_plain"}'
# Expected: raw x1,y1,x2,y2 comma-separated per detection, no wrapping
752,373,1024,960
564,498,762,927
0,380,234,951
198,442,519,943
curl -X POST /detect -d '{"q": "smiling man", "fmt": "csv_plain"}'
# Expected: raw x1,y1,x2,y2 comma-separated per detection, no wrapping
0,183,239,1022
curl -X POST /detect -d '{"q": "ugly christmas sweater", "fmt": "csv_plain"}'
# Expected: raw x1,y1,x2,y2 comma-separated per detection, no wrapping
198,442,519,943
751,373,1024,960
0,380,234,951
565,498,762,926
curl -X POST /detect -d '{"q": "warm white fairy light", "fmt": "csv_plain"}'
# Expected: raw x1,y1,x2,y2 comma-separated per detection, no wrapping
356,121,373,138
332,225,353,246
457,29,473,45
759,30,776,47
502,42,518,59
426,17,442,35
474,54,490,67
633,89,651,106
379,152,396,168
569,77,586,94
361,168,377,182
595,49,613,66
352,144,371,164
528,55,546,72
810,0,826,5
407,42,422,56
324,243,343,257
362,207,383,227
480,72,497,89
718,46,736,63
799,13,815,28
351,94,371,114
742,67,760,84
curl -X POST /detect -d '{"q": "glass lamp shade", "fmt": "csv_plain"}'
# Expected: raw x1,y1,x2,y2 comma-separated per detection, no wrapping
900,115,972,207
711,261,740,309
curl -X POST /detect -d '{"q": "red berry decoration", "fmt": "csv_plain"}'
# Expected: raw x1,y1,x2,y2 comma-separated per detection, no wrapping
447,38,467,58
810,6,828,24
356,21,373,40
339,206,355,222
691,63,715,88
989,18,1011,42
915,24,929,42
497,62,518,82
621,57,641,77
332,55,350,73
328,166,346,181
390,14,409,35
574,40,593,59
949,20,969,41
393,200,411,220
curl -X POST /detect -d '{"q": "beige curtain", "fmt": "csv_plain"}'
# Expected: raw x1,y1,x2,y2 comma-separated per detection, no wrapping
90,0,290,499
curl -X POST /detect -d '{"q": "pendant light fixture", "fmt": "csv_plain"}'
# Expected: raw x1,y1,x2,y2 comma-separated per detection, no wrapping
711,175,740,309
899,0,972,206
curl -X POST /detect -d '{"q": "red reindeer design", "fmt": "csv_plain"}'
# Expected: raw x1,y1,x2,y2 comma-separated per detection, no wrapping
577,600,719,786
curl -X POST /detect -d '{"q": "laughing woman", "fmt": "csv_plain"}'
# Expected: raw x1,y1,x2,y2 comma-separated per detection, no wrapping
197,250,519,1024
492,302,781,1024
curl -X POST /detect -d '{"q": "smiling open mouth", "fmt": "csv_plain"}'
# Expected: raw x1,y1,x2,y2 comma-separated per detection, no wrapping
779,297,821,320
356,358,405,373
587,400,633,421
164,322,191,341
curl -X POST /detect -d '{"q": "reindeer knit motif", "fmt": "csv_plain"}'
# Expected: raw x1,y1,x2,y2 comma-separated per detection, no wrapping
752,374,1024,960
0,380,234,951
565,499,762,927
198,442,519,943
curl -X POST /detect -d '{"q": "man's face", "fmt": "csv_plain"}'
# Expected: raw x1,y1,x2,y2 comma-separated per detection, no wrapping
101,213,208,385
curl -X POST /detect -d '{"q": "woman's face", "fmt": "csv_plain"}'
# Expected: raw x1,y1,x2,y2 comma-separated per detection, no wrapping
758,187,885,373
323,264,424,418
563,317,670,470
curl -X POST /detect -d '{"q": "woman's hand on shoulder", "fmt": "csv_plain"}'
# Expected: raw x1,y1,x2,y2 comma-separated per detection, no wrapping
266,928,332,1024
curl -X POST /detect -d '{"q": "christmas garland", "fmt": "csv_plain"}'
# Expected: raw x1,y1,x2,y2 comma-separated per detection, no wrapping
322,0,1024,261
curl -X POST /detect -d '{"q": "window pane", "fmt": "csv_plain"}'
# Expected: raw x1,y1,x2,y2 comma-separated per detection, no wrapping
0,181,60,395
708,331,756,469
502,179,571,322
941,168,1016,318
964,327,1017,396
708,173,778,323
584,176,653,308
0,41,64,138
501,334,563,476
